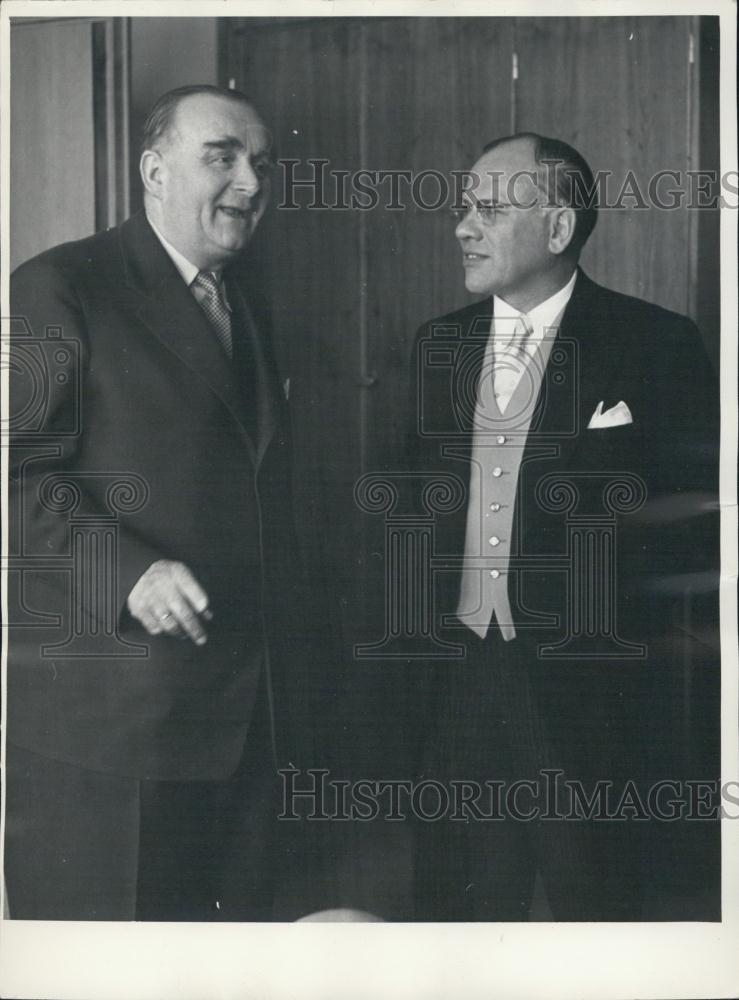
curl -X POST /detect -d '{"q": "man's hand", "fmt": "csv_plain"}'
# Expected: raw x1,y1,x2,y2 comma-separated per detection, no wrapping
127,560,212,645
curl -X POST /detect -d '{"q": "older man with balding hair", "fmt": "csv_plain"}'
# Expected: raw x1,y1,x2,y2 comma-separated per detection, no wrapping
6,85,311,921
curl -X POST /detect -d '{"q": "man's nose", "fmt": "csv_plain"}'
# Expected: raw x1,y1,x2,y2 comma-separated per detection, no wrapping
232,155,261,196
455,209,481,242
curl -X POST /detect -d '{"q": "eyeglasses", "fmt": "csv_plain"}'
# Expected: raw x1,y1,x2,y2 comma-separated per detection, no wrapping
450,195,554,224
449,201,510,224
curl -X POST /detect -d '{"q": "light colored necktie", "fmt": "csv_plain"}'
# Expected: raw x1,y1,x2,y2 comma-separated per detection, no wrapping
193,271,233,358
492,314,532,413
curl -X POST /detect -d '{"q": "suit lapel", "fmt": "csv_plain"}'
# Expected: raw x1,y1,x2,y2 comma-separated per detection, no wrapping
120,213,270,458
226,279,283,464
428,271,621,482
429,299,494,542
133,272,247,418
514,271,631,564
523,269,622,471
452,299,493,438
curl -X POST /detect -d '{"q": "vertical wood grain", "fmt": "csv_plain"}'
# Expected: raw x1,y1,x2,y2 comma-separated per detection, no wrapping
10,20,96,270
233,18,364,628
361,17,514,471
514,16,693,316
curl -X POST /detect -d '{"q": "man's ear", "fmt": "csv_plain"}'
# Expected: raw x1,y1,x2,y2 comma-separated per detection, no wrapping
548,206,576,256
140,149,165,200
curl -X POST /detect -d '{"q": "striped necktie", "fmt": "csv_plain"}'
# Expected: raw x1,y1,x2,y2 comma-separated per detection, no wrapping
193,270,233,358
492,314,532,413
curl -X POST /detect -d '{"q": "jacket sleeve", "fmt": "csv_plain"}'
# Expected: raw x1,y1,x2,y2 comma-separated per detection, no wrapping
9,253,165,626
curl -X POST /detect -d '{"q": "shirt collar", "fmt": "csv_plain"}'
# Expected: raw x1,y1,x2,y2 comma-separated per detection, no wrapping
146,214,231,311
493,269,578,338
146,214,202,287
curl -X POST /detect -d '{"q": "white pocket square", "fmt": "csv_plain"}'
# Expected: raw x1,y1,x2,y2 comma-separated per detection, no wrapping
587,400,633,429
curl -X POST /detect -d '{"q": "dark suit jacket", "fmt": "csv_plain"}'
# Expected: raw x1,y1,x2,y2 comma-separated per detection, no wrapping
8,212,308,782
406,268,720,776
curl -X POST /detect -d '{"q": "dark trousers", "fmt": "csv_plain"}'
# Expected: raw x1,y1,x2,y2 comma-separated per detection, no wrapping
4,685,278,921
413,625,651,922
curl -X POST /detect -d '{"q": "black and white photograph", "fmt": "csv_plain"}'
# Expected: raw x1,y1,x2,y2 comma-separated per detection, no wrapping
1,2,737,998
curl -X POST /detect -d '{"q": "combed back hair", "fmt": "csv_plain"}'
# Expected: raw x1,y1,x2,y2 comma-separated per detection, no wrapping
482,132,598,256
140,84,255,155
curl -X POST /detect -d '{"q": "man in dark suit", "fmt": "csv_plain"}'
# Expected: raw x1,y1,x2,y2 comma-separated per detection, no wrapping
408,133,720,921
5,85,311,920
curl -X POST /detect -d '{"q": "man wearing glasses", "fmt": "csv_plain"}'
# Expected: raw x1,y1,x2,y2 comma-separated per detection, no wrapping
409,133,720,921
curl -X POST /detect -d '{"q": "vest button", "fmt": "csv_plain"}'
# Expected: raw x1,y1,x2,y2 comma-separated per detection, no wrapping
496,435,506,445
489,536,500,546
492,467,502,477
489,502,501,512
490,569,500,579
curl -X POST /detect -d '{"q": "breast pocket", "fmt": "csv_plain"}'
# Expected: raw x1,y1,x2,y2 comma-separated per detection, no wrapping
581,421,640,458
571,426,650,498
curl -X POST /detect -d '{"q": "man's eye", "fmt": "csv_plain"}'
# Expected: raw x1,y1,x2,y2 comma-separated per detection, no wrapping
477,204,501,221
449,203,501,223
450,205,472,221
254,160,274,178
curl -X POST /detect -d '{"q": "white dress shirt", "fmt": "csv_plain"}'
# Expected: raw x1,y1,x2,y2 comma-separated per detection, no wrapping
146,214,232,313
491,269,578,411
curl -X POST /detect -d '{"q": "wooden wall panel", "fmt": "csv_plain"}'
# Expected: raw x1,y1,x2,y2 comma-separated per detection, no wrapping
10,20,96,270
232,19,364,622
362,17,514,470
514,16,693,316
228,14,711,645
